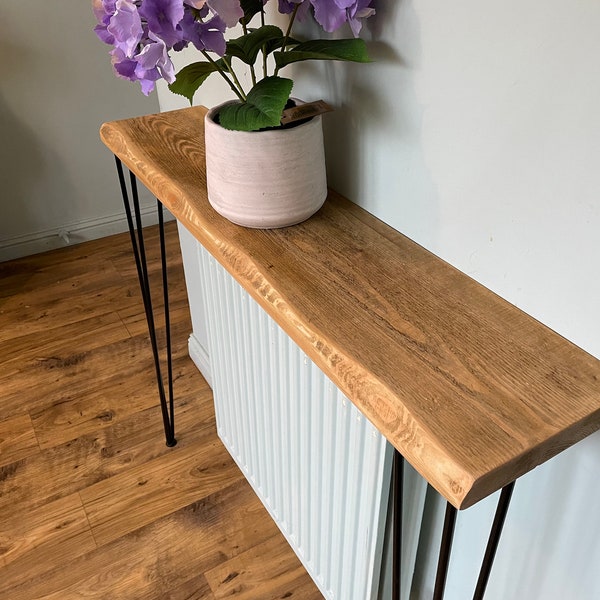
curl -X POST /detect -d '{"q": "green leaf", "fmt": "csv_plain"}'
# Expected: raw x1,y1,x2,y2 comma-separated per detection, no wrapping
218,76,294,132
264,35,300,56
168,60,224,104
226,26,284,66
239,0,263,26
274,38,371,70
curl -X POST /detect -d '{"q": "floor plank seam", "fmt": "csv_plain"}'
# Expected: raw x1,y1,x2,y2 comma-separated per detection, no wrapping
28,412,43,453
78,490,100,550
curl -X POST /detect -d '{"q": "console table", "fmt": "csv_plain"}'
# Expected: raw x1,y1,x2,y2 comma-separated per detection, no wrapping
101,106,600,600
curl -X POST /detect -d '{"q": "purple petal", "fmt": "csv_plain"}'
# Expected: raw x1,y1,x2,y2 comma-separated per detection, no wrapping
347,0,374,19
139,0,185,47
179,11,227,55
278,0,301,13
278,0,310,20
346,0,374,35
94,23,115,45
333,0,355,8
93,0,117,23
111,48,138,79
309,0,374,35
111,46,158,94
135,32,176,83
205,0,243,28
139,78,157,95
107,0,143,56
198,14,228,55
309,0,346,32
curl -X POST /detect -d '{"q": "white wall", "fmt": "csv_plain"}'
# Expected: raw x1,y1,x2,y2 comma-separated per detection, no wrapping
158,2,600,598
0,1,159,261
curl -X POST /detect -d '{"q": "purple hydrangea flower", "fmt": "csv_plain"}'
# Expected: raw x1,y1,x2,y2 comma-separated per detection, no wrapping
94,0,374,100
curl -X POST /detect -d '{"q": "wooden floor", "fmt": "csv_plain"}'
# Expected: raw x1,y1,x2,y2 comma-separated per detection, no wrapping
0,222,323,600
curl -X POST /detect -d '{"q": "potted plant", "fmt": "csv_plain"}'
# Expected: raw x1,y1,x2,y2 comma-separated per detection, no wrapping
94,0,375,227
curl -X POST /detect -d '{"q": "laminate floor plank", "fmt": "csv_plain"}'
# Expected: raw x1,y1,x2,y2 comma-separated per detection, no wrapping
29,334,196,449
0,311,129,369
206,534,324,600
0,243,123,300
118,300,192,341
0,413,39,468
0,493,96,589
80,433,244,547
0,312,190,422
166,572,216,600
0,393,214,515
0,283,136,345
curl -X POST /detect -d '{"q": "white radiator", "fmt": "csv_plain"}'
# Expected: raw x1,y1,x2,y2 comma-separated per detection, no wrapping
184,236,427,600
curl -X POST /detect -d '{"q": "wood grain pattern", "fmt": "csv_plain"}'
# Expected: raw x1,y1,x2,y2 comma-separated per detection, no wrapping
0,394,216,516
0,493,96,588
29,349,195,449
101,107,600,508
80,433,243,546
205,534,325,600
0,226,322,599
0,414,38,468
1,482,286,600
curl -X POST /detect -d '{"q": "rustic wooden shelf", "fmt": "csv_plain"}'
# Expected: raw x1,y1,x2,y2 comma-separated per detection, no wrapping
101,106,600,509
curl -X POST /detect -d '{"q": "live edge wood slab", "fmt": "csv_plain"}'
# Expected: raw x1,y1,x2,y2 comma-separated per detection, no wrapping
101,106,600,510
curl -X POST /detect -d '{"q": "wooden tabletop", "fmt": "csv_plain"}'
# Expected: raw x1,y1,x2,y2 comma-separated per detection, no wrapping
101,106,600,509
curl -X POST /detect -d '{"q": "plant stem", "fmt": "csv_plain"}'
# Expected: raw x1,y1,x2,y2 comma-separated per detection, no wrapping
201,51,246,102
261,7,268,77
242,22,257,86
282,4,299,45
222,55,247,101
274,4,300,76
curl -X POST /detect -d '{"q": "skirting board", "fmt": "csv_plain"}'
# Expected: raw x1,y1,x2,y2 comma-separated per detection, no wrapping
187,332,212,389
0,205,175,262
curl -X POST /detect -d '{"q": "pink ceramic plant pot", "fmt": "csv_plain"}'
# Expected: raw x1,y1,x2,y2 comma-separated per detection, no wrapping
204,101,327,228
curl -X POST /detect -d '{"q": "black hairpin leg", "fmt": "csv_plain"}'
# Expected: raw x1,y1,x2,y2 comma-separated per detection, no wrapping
472,482,515,600
115,157,176,447
392,449,404,600
428,480,515,600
